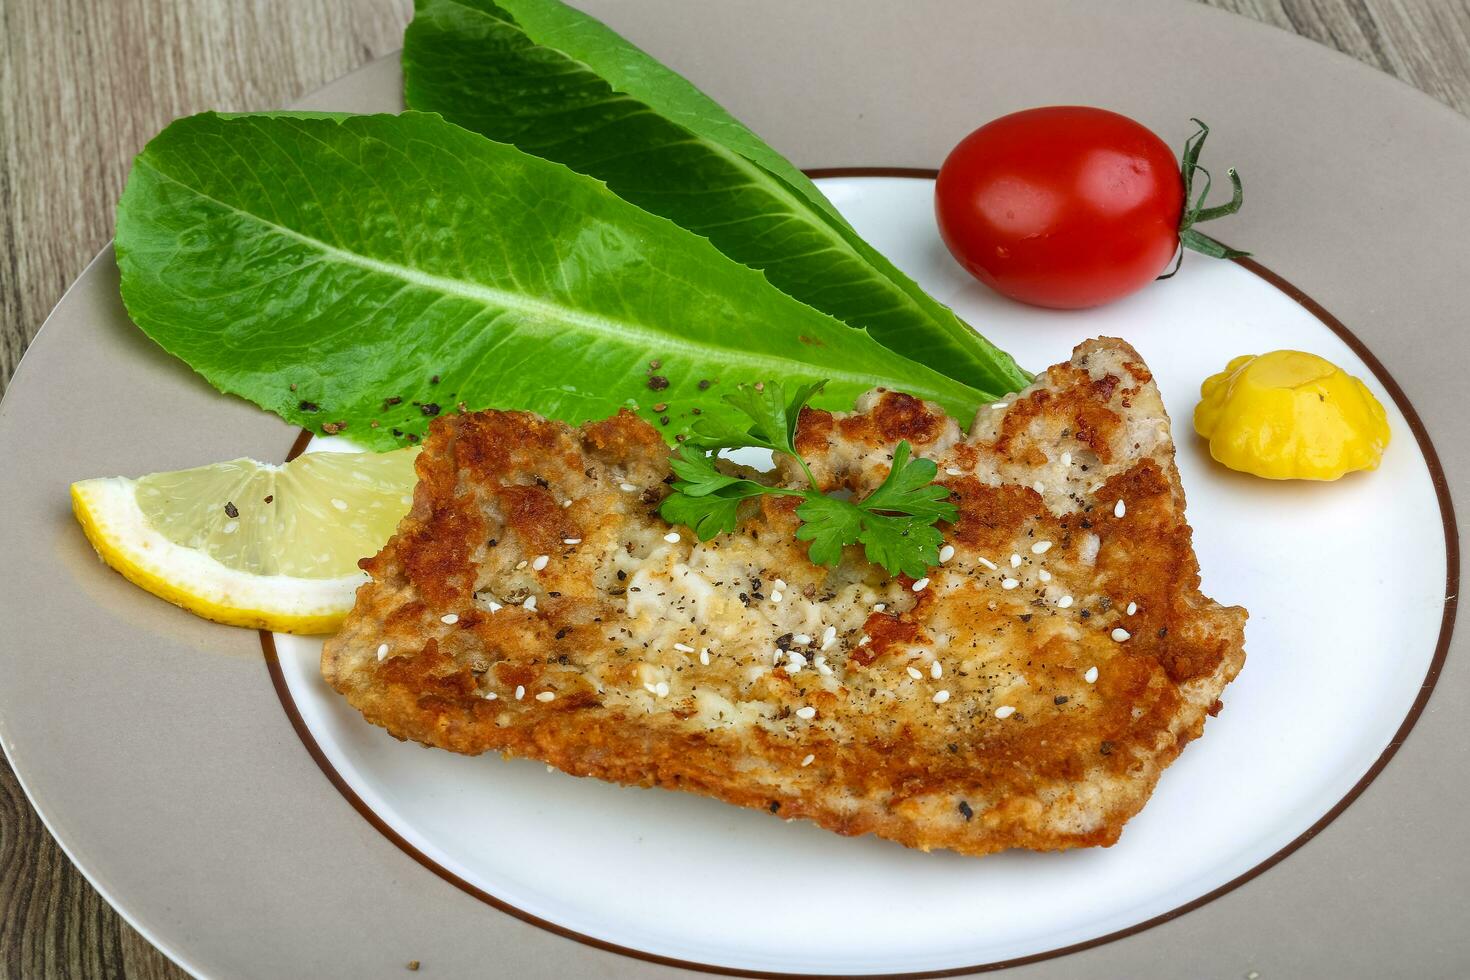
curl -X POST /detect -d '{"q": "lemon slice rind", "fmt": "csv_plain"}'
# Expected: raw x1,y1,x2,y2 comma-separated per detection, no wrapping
71,476,366,635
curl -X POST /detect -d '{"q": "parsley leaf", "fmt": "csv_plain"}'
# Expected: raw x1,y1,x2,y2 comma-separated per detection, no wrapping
795,441,955,578
688,379,825,458
856,440,955,523
660,381,956,577
662,445,801,539
660,482,777,540
856,514,948,580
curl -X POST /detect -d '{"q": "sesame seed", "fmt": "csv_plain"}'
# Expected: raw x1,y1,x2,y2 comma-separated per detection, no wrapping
906,666,923,680
699,648,711,665
1084,666,1099,683
1002,578,1019,590
795,706,817,720
873,602,887,612
644,682,658,694
1114,499,1126,518
1032,540,1053,555
441,614,459,625
523,595,537,611
331,498,347,511
793,634,812,645
620,482,637,492
858,635,871,647
1058,595,1074,608
821,626,837,649
1010,553,1022,568
931,661,943,679
673,642,695,653
933,690,951,704
991,402,1009,410
483,691,497,700
1032,481,1046,494
532,554,549,571
1060,452,1072,466
977,556,998,571
515,685,525,700
486,601,502,613
515,560,528,570
536,691,555,702
770,590,784,603
663,531,681,543
563,538,581,545
1112,628,1131,642
994,705,1016,719
945,467,963,476
376,643,389,661
655,681,670,698
816,657,833,676
772,649,784,664
912,577,930,592
1127,602,1138,616
222,522,238,534
562,500,572,508
786,651,808,671
801,754,815,767
774,579,787,591
1039,569,1052,582
939,544,955,563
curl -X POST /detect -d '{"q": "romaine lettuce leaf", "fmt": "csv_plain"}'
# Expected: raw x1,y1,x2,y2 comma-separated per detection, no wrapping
115,111,990,450
403,0,1029,397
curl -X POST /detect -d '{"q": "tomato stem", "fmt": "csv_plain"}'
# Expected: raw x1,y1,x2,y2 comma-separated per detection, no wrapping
1163,119,1249,275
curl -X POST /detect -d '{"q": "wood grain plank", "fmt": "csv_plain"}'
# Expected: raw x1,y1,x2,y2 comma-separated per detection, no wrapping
0,1,1464,976
0,5,410,976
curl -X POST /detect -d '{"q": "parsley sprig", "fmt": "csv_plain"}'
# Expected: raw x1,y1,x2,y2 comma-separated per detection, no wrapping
659,381,957,578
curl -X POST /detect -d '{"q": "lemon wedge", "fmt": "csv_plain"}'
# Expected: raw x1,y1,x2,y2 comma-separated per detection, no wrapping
71,449,419,634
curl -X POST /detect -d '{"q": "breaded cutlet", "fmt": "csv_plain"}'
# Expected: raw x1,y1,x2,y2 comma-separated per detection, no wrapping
322,337,1246,856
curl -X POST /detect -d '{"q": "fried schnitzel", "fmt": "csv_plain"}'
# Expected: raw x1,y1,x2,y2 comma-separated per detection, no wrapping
322,338,1246,856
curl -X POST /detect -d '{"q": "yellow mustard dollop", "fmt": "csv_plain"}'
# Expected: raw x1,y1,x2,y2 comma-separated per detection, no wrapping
1193,350,1390,481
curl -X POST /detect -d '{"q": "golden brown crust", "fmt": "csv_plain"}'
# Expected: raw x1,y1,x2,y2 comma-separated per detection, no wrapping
323,338,1246,856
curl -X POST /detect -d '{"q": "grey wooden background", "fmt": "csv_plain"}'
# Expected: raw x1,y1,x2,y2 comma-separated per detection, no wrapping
1,1,1467,976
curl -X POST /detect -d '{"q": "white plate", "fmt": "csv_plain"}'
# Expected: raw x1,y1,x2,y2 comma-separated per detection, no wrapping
272,176,1445,975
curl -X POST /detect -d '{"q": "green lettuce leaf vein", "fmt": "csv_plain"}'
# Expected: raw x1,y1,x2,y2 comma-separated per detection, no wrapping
402,0,1029,397
115,111,991,450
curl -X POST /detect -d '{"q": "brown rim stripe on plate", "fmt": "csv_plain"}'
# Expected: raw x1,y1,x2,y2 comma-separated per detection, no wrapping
260,168,1458,979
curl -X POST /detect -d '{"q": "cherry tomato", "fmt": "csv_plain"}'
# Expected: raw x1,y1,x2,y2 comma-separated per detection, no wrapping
936,106,1185,310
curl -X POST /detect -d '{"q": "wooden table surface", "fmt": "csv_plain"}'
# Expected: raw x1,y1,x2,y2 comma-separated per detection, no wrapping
2,1,1467,976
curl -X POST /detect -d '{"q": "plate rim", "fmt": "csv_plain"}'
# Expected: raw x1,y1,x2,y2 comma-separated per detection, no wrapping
8,2,1470,972
259,176,1460,979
